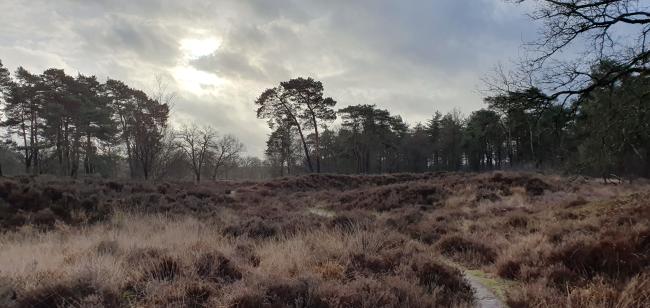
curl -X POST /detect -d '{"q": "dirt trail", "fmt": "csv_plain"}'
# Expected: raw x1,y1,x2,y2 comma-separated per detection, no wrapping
464,272,506,308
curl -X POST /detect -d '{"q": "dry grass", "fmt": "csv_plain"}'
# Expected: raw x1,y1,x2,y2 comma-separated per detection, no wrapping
0,172,648,307
0,213,472,307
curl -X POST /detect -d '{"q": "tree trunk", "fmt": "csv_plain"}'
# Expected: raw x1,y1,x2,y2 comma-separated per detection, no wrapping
85,131,93,174
56,122,63,175
294,123,314,173
646,149,650,178
310,112,321,173
528,122,535,164
279,98,313,173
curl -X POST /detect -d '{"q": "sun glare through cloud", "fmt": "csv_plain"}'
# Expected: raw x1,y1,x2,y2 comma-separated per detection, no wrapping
179,37,221,59
173,37,224,95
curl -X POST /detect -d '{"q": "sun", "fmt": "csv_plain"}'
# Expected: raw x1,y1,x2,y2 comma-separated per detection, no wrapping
173,36,224,95
179,37,220,60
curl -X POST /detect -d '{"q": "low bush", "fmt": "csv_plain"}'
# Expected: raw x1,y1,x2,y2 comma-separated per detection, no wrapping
17,276,120,308
194,252,242,283
410,256,474,304
550,229,649,280
435,234,497,267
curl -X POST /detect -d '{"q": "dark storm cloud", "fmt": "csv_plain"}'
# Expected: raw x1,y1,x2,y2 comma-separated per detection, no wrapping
0,0,537,156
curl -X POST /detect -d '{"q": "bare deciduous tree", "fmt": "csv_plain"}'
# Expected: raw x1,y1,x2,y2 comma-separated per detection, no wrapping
176,124,216,182
209,134,244,180
497,0,650,103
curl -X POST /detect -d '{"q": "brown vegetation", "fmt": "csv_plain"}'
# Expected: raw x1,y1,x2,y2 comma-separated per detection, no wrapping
0,172,648,307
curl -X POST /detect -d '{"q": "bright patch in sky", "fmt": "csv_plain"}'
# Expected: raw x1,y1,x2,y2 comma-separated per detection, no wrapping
172,65,224,95
179,37,220,59
174,37,223,95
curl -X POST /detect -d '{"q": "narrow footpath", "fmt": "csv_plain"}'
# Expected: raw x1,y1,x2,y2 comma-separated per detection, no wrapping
464,272,506,308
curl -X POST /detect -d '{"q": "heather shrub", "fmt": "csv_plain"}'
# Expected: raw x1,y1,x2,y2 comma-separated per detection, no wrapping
348,252,397,275
17,276,120,308
194,252,242,283
505,283,558,308
410,256,474,304
322,277,420,308
32,208,57,228
489,174,553,196
336,182,448,211
496,259,521,280
550,229,649,280
223,217,278,239
183,283,213,308
231,277,328,308
95,239,120,255
234,243,261,267
329,210,373,232
145,256,181,281
314,261,346,280
506,215,529,229
0,172,647,307
435,234,497,266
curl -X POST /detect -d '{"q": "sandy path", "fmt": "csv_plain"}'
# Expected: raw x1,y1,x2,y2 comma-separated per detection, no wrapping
464,272,506,308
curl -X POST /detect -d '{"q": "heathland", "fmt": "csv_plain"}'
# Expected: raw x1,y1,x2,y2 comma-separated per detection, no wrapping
0,172,648,307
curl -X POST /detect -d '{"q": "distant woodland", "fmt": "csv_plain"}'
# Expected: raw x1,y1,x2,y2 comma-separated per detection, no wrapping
1,0,649,181
0,61,648,181
256,71,650,180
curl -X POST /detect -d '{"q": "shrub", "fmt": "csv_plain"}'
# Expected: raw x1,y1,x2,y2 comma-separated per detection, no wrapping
230,290,266,308
231,278,327,308
550,229,649,280
435,234,497,266
314,261,345,280
336,183,448,211
348,253,396,275
234,243,261,267
17,277,120,308
223,217,278,239
195,252,242,283
95,240,120,255
184,283,212,308
506,215,529,229
475,190,501,202
505,283,558,308
489,174,552,196
543,264,579,289
324,277,406,307
143,256,181,282
496,259,521,280
410,256,473,303
32,208,57,228
329,211,373,233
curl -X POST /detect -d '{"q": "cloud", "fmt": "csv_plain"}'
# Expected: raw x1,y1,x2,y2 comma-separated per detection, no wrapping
190,51,265,81
0,0,537,156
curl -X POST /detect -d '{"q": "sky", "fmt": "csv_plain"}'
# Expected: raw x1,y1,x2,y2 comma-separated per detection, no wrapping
0,0,538,156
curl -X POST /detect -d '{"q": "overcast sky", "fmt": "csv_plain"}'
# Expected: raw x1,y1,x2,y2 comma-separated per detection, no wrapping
0,0,538,156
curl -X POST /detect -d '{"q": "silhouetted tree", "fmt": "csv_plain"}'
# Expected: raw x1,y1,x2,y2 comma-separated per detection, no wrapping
176,124,216,182
2,67,44,174
280,78,337,173
210,134,244,180
256,77,336,173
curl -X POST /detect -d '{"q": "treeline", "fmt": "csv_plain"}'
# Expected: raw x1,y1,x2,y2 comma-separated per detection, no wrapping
0,60,256,181
1,59,648,181
260,63,650,179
